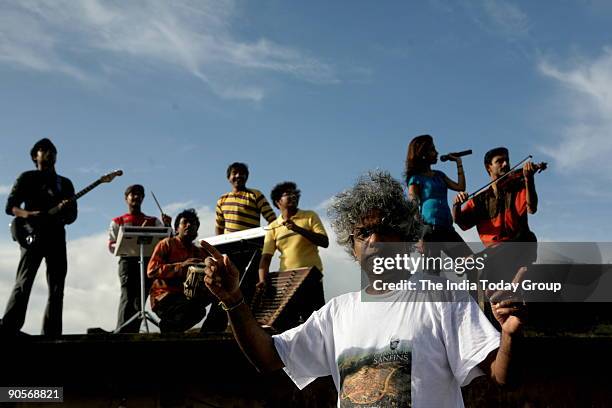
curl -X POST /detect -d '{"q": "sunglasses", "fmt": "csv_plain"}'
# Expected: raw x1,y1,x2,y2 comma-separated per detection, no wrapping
349,220,401,243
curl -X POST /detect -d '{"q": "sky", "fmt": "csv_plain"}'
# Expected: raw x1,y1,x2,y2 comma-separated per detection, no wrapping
1,0,612,334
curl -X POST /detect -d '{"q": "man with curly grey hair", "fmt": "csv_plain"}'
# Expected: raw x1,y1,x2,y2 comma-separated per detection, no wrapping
201,170,525,407
328,170,422,256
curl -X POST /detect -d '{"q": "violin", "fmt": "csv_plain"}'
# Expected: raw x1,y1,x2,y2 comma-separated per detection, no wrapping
463,156,547,202
495,161,547,191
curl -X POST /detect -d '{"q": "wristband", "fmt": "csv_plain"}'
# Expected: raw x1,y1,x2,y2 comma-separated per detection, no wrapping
219,297,245,312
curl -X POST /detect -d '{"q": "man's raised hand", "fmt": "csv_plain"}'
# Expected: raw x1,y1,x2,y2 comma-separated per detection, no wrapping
453,191,469,206
200,240,242,303
491,296,527,335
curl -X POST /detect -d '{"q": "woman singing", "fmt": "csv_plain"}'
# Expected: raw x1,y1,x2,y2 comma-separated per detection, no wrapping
405,135,472,271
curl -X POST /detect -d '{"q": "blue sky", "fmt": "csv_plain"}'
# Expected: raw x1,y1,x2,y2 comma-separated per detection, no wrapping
1,0,612,333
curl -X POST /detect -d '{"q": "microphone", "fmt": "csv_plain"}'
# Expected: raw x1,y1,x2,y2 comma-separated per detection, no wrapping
440,149,472,162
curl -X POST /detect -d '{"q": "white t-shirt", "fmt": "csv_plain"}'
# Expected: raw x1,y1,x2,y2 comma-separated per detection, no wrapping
273,280,500,407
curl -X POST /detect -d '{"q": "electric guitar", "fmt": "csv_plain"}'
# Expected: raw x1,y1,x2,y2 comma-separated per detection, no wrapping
10,170,123,249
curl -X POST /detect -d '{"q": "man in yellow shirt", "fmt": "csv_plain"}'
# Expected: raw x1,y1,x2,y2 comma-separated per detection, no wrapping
258,182,329,319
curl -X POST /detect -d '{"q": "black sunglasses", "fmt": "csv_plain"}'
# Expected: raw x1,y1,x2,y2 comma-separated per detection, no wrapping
349,219,401,243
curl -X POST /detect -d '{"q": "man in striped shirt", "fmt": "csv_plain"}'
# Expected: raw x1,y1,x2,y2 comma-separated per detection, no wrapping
215,162,276,235
206,163,276,331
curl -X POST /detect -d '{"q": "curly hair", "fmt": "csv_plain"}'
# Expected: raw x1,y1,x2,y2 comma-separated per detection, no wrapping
174,208,200,231
327,170,422,257
270,181,301,208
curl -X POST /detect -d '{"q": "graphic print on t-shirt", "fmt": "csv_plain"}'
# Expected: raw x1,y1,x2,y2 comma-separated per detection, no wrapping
337,336,412,407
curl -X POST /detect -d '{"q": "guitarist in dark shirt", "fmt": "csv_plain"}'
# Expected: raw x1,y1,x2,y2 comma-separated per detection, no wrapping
0,138,77,337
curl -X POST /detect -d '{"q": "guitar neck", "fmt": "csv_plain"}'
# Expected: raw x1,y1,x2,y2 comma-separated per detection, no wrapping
74,179,102,200
48,179,103,215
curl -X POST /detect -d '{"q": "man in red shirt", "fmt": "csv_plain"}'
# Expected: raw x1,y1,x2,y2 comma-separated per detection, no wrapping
108,184,171,333
452,147,539,285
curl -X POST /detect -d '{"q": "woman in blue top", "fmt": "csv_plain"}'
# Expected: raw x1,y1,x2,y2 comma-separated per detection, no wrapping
405,135,472,269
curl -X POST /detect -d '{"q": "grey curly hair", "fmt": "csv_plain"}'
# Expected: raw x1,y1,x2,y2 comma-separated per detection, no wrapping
327,170,422,257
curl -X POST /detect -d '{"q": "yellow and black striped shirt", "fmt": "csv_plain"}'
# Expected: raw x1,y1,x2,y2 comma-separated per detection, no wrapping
215,188,276,233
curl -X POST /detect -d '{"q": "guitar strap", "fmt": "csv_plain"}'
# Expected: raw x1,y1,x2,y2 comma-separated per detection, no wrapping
56,175,62,194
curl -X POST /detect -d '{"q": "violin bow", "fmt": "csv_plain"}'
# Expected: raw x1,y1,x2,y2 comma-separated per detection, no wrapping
150,191,165,219
463,155,533,202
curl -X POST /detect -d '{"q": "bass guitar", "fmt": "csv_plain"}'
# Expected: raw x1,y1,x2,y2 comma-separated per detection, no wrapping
10,170,123,248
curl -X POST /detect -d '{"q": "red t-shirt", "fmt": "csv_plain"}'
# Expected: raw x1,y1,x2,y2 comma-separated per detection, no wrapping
456,181,532,247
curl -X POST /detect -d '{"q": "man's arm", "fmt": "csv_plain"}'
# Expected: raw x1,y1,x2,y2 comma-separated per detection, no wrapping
10,207,40,219
481,332,521,387
451,192,466,227
285,212,329,248
215,201,225,235
452,192,477,231
59,178,77,225
479,297,526,387
220,290,283,372
283,219,329,248
256,193,277,224
108,220,119,254
258,229,276,286
523,162,538,214
154,214,172,227
202,240,284,372
5,174,37,218
258,253,273,285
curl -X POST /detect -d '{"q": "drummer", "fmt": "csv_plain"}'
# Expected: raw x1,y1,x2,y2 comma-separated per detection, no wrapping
147,208,214,333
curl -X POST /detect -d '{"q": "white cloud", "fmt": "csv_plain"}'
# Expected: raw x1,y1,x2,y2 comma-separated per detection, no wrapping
478,0,529,38
314,196,334,212
428,0,455,13
0,0,337,101
0,205,362,335
161,200,197,217
0,185,11,195
0,204,219,335
319,220,362,299
0,8,91,81
538,47,612,178
432,0,530,39
217,86,265,103
0,234,117,334
193,205,218,239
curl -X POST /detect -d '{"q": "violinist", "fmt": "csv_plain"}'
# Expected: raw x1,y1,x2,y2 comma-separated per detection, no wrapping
452,147,542,295
453,147,540,245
